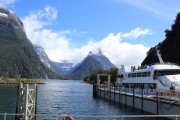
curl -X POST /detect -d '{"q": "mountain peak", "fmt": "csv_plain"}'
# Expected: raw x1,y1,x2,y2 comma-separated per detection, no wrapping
88,48,103,56
88,51,93,56
97,48,103,55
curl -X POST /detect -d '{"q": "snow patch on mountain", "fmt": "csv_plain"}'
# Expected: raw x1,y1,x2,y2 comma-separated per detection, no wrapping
0,12,8,18
87,49,115,69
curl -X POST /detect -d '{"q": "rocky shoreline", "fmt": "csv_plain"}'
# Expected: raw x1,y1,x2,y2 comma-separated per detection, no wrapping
0,78,44,84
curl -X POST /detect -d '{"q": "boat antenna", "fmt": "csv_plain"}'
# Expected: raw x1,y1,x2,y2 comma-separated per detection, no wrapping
155,46,164,64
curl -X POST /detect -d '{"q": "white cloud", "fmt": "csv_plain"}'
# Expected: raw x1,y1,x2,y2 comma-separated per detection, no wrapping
22,6,150,70
0,0,17,7
61,29,87,36
79,33,150,70
122,27,152,39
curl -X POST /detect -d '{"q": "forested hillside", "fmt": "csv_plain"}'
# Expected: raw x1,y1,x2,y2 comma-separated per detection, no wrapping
0,7,61,79
142,12,180,65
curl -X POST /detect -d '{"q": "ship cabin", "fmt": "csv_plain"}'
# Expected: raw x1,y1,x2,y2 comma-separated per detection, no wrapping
117,63,180,90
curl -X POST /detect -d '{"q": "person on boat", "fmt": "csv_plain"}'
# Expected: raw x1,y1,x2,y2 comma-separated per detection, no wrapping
150,84,154,92
170,83,175,90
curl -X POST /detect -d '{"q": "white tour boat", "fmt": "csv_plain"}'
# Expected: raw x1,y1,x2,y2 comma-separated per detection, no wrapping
116,48,180,90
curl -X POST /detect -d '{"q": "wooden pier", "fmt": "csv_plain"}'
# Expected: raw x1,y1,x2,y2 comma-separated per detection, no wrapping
93,74,180,120
93,83,180,119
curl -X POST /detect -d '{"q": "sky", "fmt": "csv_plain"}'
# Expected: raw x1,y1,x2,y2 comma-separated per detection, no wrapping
1,0,180,70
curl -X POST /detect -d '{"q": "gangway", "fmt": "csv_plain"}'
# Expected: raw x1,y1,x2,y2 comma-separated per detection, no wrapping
16,84,37,120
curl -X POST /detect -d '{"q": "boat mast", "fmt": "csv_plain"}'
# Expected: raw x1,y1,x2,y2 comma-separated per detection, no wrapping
156,47,164,64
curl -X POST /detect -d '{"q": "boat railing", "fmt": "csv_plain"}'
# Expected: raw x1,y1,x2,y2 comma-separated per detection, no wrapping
150,62,178,66
0,113,180,120
157,89,180,101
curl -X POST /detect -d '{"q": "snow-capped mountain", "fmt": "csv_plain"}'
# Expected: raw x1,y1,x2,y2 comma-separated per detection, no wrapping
34,45,116,79
71,49,116,79
33,45,76,75
87,49,115,69
33,45,51,68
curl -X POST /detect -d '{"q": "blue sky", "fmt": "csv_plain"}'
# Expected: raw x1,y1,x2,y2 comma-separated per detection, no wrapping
1,0,180,69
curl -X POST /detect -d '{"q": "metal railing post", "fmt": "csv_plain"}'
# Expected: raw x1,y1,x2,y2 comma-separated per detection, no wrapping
122,115,124,120
3,113,6,120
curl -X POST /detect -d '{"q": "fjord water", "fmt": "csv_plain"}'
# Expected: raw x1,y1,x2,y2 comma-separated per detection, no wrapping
0,80,167,120
36,80,153,120
0,85,17,120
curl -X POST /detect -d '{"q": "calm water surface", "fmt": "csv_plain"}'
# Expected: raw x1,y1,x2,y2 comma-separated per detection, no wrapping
36,80,155,120
0,80,169,120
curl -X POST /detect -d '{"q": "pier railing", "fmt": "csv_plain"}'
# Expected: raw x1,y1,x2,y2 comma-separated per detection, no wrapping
98,84,180,102
0,113,180,120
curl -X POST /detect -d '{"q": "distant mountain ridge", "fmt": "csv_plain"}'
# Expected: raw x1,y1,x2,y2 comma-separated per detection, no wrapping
33,45,77,75
34,46,116,79
0,7,61,79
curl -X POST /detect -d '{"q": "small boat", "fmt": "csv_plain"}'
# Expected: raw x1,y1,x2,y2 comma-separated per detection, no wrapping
116,47,180,90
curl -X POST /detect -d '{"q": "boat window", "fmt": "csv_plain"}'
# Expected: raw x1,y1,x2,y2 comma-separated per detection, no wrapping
157,72,163,76
128,72,151,78
142,72,147,77
153,70,157,80
144,83,149,89
118,74,123,78
157,69,180,76
132,73,136,77
128,73,132,78
137,73,141,77
172,81,180,86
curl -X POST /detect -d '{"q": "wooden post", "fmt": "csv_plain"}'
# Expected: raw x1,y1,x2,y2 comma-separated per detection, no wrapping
157,91,159,115
119,86,121,107
133,88,135,109
100,84,102,98
93,84,97,97
114,84,116,103
109,85,111,102
125,88,127,106
96,75,101,90
141,84,144,111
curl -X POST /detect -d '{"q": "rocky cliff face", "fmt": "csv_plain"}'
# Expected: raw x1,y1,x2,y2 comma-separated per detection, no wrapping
0,7,60,79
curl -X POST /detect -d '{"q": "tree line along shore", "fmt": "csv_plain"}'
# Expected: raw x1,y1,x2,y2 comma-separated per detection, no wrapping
0,78,43,84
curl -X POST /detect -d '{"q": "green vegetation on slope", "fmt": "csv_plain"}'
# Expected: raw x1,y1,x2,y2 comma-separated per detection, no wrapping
83,68,118,84
142,12,180,65
0,77,43,84
0,7,62,79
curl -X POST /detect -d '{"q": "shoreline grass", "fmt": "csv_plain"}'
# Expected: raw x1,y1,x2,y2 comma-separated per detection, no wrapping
0,77,44,84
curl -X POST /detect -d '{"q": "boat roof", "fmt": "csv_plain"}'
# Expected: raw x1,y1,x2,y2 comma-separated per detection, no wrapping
132,63,180,73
